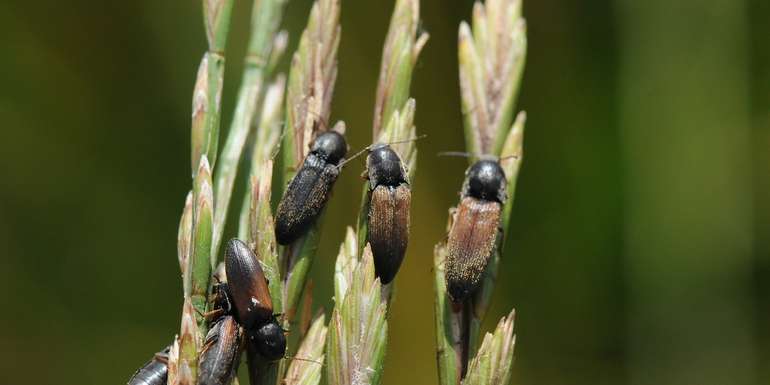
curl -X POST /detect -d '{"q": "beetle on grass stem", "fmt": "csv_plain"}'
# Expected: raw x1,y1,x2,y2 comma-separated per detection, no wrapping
341,136,424,284
444,159,507,303
198,315,243,385
364,144,411,284
275,131,347,245
224,238,287,361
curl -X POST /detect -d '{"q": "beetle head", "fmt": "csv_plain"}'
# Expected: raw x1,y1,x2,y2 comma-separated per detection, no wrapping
367,144,406,187
252,318,287,361
311,131,347,164
465,159,506,203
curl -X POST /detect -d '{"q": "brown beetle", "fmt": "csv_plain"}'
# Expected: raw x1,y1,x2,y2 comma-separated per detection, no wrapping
198,315,243,385
224,238,286,361
197,272,244,385
365,144,411,284
445,159,507,303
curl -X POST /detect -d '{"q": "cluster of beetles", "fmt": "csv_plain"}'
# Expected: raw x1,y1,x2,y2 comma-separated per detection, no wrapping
129,131,508,385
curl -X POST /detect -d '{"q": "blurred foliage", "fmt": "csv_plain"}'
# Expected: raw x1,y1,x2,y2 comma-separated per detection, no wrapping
0,1,768,385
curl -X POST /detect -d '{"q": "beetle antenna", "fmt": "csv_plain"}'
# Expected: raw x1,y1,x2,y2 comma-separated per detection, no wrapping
336,135,427,170
498,154,520,161
284,355,323,365
436,152,519,162
385,134,427,145
437,151,472,158
336,146,370,169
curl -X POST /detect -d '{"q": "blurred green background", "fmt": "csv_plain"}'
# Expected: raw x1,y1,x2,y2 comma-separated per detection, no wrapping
1,0,768,384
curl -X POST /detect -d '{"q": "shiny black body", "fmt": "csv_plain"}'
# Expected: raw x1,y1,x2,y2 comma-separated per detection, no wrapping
127,346,170,385
249,321,286,360
445,159,507,303
224,239,287,361
210,281,233,317
275,131,347,245
463,159,507,204
225,239,274,328
366,144,411,284
366,145,407,188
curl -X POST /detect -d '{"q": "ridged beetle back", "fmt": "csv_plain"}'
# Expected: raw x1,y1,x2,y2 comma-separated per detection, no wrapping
275,131,347,245
198,316,243,385
224,239,273,328
366,144,411,284
445,159,507,302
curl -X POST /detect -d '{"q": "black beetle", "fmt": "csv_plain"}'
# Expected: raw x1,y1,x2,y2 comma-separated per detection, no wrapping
275,131,347,245
127,346,170,385
365,144,411,284
444,159,507,303
224,238,286,361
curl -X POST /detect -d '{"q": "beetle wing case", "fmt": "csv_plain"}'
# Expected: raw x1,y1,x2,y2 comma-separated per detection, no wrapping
275,154,340,245
198,316,244,385
445,196,502,302
368,183,411,284
224,239,274,328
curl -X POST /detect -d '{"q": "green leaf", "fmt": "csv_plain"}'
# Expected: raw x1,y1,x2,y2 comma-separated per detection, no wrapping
326,245,388,385
462,311,516,385
372,0,428,138
178,191,193,296
285,313,327,385
458,22,486,159
167,338,180,385
499,111,525,233
434,243,463,385
238,75,286,242
211,0,289,258
334,227,359,304
190,156,213,329
457,0,526,158
202,0,235,53
190,52,226,176
177,298,200,384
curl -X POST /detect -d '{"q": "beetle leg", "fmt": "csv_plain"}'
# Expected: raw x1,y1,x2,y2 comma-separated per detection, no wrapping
153,353,169,365
202,308,225,321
